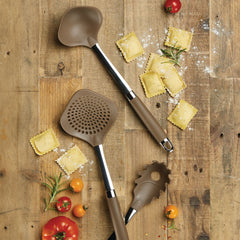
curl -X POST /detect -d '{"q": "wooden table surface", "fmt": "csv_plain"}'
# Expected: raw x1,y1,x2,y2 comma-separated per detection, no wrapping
1,0,240,239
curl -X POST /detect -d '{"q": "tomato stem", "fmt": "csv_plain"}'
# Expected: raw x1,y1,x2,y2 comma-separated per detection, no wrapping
83,205,88,211
53,231,66,240
166,6,172,13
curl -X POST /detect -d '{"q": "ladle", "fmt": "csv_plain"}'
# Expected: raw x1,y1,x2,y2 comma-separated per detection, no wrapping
58,6,173,152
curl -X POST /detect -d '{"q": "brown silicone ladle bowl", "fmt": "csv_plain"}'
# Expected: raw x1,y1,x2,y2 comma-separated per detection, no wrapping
58,7,173,152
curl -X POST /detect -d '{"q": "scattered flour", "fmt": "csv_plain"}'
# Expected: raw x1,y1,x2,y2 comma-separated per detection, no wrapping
78,159,95,176
53,148,58,153
192,46,198,51
201,19,210,31
203,66,213,74
136,55,147,69
211,18,233,37
168,97,179,105
167,93,182,105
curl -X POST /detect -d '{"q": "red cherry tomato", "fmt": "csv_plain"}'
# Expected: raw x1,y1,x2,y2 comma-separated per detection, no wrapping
165,0,182,14
42,216,79,240
56,196,72,213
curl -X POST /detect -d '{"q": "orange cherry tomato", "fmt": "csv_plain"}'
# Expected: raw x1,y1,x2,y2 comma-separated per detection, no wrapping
70,178,84,193
165,205,178,219
73,204,87,218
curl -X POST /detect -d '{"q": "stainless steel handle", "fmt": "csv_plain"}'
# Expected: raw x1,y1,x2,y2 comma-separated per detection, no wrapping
94,145,129,240
92,43,132,96
92,44,174,152
94,144,114,192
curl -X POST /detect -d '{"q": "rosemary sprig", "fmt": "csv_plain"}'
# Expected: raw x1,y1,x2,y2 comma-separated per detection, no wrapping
160,45,186,67
42,172,70,212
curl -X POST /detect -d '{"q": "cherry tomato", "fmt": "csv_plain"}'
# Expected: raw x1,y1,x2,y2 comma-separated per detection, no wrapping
56,196,72,213
165,205,178,219
42,216,79,240
73,204,87,218
70,178,84,193
165,0,182,14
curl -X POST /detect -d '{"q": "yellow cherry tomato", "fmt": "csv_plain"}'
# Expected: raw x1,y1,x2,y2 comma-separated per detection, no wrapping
73,204,87,218
70,178,84,193
165,205,178,219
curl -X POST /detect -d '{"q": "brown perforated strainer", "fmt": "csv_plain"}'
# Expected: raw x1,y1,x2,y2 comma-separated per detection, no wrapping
60,89,116,146
60,89,129,240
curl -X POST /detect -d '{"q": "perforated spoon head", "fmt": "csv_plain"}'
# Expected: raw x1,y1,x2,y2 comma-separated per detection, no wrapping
58,7,102,48
60,89,117,147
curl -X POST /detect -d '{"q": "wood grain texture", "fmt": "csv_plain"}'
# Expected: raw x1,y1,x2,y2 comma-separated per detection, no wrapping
165,0,210,239
210,78,240,240
0,0,40,239
39,77,84,236
210,0,240,239
210,0,240,78
123,1,169,239
80,1,127,238
1,0,240,239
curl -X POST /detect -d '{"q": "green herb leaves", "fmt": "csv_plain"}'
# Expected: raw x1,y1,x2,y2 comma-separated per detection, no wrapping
42,172,69,212
160,45,186,67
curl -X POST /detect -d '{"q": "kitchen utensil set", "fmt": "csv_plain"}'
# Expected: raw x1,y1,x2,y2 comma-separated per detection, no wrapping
58,7,172,240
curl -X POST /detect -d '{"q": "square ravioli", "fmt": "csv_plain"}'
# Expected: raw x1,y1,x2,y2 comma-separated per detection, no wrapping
165,27,193,51
56,145,87,175
30,128,59,155
162,66,186,97
145,53,186,97
167,100,198,130
140,72,166,98
145,53,174,76
116,32,144,62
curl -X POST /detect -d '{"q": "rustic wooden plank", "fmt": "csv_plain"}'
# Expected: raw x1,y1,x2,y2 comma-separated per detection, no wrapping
39,76,127,240
123,0,169,131
0,0,40,239
39,77,82,231
39,0,82,78
0,92,40,239
165,0,210,239
210,78,240,240
210,0,240,78
123,1,169,239
80,0,127,239
122,0,210,239
0,1,39,91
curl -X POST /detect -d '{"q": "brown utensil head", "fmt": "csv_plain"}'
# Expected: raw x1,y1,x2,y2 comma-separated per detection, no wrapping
60,89,118,147
131,161,171,211
58,7,102,48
